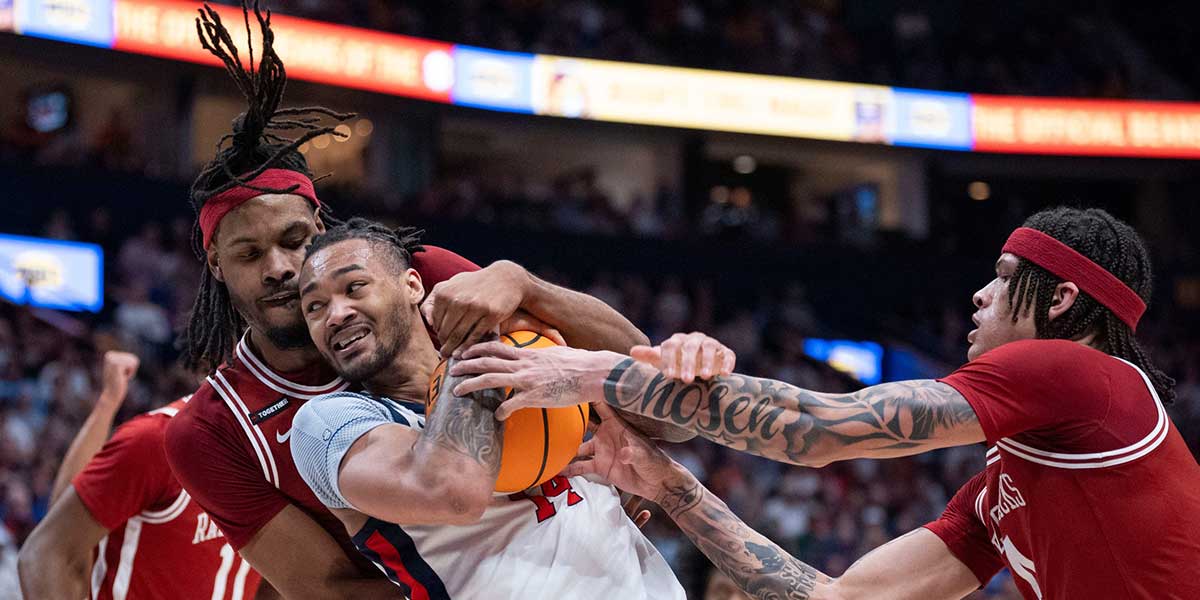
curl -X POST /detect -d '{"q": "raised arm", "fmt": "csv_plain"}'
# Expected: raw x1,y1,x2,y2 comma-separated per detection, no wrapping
452,344,983,467
49,351,139,503
295,360,507,526
565,403,982,600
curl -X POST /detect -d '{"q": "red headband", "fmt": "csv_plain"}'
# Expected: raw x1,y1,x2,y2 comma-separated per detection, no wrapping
199,169,319,250
1002,227,1146,330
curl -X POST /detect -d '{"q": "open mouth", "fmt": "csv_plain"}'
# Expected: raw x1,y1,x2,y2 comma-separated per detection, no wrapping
331,326,371,354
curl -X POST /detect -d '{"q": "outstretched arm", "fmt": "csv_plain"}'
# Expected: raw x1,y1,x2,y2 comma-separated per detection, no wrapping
452,345,982,467
565,403,981,600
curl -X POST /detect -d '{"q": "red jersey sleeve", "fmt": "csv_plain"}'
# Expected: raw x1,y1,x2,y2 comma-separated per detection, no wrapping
163,388,289,550
938,339,1113,444
923,472,1003,587
412,245,481,290
72,414,177,531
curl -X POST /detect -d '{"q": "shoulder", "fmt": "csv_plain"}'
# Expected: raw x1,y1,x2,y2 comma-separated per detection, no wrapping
163,380,249,474
411,245,480,283
295,391,421,433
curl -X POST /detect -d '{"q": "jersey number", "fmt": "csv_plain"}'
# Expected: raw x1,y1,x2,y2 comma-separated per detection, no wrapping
1000,536,1042,600
509,476,584,522
213,543,253,600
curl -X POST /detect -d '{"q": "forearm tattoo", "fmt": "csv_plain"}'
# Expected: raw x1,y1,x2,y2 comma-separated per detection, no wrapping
603,358,976,465
671,485,832,600
420,361,505,473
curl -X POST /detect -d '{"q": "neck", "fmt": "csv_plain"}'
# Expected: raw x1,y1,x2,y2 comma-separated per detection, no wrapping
247,329,323,373
365,332,440,403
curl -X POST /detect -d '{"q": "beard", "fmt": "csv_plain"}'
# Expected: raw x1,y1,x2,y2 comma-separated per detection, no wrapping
332,307,413,383
262,321,314,351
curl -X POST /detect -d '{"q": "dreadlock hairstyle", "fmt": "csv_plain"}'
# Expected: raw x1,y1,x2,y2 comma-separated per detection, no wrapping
304,218,426,273
181,0,355,372
1006,207,1175,404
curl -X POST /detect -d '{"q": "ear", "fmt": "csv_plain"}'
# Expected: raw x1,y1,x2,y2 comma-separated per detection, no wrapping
1047,282,1080,322
405,268,425,304
206,248,224,283
312,206,326,234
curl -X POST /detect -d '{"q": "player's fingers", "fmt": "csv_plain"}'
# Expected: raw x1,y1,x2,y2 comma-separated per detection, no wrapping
576,437,596,458
629,345,662,369
458,341,523,361
590,400,620,422
544,328,566,347
622,494,644,516
721,348,736,376
634,510,651,528
561,459,598,478
678,335,702,383
698,341,718,380
449,356,523,378
660,339,680,379
452,373,518,398
495,391,546,420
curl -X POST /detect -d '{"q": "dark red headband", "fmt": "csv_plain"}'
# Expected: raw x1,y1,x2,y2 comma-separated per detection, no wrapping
199,169,319,250
1002,227,1145,330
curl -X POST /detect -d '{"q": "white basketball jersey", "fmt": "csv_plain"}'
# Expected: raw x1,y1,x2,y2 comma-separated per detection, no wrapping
292,391,685,599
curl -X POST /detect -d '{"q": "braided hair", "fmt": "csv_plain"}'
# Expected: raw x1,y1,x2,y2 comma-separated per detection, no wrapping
1006,207,1175,404
180,1,354,372
305,218,426,273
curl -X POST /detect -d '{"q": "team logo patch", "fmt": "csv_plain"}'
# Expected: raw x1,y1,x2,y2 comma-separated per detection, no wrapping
250,397,290,424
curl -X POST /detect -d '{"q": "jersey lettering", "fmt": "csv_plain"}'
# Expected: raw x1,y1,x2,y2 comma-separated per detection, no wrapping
193,513,225,544
508,476,584,523
988,473,1027,525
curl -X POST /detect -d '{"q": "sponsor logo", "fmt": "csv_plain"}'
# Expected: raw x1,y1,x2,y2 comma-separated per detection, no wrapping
250,397,290,425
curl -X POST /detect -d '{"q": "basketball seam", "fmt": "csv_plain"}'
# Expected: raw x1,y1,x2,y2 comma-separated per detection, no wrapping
529,408,551,490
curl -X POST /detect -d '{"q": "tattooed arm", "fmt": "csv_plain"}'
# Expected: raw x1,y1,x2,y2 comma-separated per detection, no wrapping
601,358,983,466
452,345,983,467
565,403,981,600
328,360,506,525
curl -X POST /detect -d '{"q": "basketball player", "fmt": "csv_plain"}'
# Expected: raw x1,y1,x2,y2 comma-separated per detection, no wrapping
454,207,1200,599
164,6,675,597
289,218,684,599
19,351,265,599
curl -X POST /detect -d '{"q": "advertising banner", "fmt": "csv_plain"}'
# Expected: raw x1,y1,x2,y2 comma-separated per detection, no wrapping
114,0,454,102
0,234,103,313
530,55,878,142
15,0,114,47
972,95,1200,158
890,88,972,150
452,46,535,113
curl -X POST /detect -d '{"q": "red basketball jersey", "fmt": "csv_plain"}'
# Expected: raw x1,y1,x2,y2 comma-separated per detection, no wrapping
164,246,477,572
927,339,1200,599
73,398,262,600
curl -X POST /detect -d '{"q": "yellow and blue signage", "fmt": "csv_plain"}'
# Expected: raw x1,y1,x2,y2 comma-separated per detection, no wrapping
0,233,103,312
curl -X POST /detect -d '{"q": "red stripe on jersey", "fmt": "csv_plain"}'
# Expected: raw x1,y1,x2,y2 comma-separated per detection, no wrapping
364,531,430,600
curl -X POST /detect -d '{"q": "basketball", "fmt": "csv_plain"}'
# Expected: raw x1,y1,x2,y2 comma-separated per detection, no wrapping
427,331,590,493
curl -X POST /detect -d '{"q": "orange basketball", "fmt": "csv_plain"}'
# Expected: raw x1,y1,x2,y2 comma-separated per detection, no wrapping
427,331,590,493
